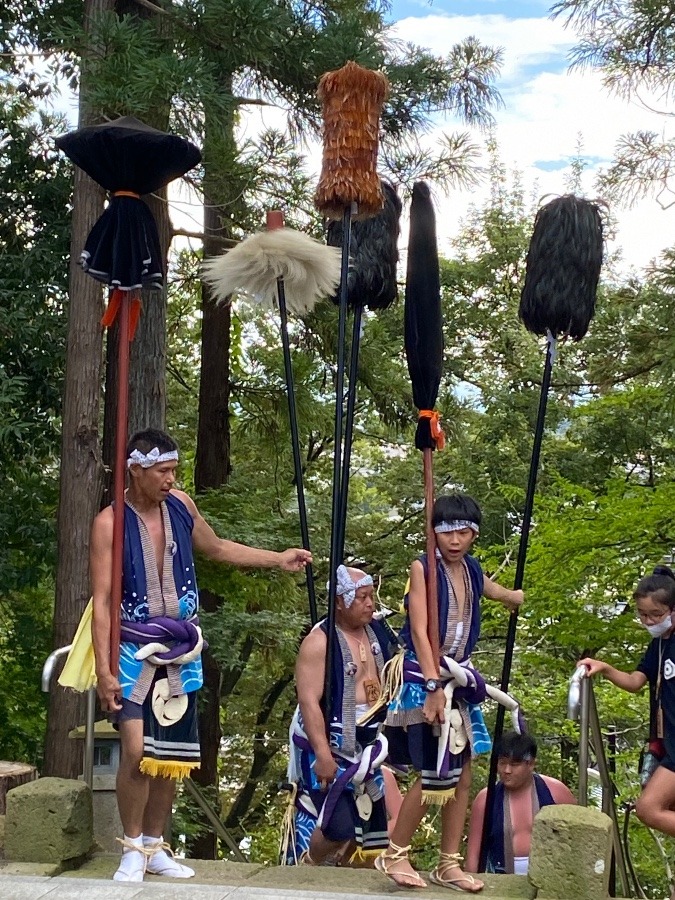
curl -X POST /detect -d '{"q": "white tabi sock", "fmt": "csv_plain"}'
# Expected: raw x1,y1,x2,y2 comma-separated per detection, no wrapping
143,834,195,878
113,833,146,883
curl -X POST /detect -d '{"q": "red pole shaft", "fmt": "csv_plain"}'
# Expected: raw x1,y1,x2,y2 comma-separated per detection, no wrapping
423,448,439,662
109,291,132,678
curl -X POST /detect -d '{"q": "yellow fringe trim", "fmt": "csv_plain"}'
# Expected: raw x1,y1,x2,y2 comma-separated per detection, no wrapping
349,847,383,863
139,758,200,780
357,649,405,725
421,787,456,807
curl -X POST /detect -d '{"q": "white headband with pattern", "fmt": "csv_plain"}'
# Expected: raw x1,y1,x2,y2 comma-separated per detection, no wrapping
127,447,179,469
434,519,479,534
328,564,373,608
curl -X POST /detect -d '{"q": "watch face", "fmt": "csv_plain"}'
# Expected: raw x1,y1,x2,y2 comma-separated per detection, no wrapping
425,679,438,692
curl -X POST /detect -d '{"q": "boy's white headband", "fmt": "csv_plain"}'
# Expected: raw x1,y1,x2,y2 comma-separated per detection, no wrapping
434,519,479,534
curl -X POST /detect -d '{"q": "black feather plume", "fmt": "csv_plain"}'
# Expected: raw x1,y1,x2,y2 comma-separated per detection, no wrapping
327,180,402,309
404,181,443,451
519,195,603,341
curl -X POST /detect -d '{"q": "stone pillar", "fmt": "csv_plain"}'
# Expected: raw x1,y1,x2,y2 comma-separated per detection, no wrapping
5,777,93,864
529,804,613,899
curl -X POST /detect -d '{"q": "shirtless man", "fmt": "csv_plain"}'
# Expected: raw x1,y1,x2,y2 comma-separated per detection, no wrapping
290,565,392,865
466,732,576,875
91,428,311,883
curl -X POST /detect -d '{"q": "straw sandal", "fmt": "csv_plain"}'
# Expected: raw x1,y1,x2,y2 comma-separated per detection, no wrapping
429,853,483,893
374,841,427,889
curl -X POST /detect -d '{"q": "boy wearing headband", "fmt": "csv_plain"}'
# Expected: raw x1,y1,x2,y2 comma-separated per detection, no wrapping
376,493,523,891
91,428,311,883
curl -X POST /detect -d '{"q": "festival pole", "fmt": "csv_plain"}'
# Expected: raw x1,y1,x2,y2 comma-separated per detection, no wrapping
479,195,603,870
328,181,402,561
314,61,390,726
202,216,342,625
56,117,201,676
404,182,445,663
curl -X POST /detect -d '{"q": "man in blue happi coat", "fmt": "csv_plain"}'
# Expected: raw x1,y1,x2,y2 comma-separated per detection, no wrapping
91,428,311,883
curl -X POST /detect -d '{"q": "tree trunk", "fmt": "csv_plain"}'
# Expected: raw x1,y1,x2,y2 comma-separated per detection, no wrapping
0,762,38,814
194,199,232,490
43,0,114,777
190,85,237,858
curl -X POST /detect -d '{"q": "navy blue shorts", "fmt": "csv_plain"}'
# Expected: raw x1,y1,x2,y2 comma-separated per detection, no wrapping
307,790,357,843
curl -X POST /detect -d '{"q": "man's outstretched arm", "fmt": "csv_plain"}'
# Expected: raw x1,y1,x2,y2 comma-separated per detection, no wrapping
174,489,312,571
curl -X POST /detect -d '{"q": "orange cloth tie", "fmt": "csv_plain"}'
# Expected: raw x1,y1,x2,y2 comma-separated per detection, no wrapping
112,190,141,199
101,288,141,340
419,409,445,450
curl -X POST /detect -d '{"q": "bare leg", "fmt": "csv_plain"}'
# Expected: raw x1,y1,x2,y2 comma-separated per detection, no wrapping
142,777,176,838
113,719,149,882
141,776,195,878
434,762,483,893
636,765,675,836
376,779,428,887
307,828,349,865
117,719,150,836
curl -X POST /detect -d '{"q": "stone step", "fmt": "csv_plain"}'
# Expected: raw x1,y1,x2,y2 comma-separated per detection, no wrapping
0,857,630,900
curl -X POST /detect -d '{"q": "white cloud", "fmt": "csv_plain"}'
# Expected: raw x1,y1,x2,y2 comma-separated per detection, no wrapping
390,13,675,272
391,13,575,81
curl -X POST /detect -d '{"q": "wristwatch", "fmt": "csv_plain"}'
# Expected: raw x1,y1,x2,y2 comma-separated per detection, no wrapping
424,678,441,693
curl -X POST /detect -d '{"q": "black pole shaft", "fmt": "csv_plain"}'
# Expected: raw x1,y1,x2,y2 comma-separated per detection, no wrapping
324,204,353,728
336,303,363,562
277,276,318,625
478,334,556,871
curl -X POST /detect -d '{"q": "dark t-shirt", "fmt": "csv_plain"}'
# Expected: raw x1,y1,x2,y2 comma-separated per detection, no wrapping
637,633,675,757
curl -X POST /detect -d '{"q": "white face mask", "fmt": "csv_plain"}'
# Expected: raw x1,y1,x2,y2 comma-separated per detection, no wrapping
646,615,672,638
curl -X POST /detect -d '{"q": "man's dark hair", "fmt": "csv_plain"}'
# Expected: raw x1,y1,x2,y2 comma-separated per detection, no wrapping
496,731,537,761
126,429,178,458
431,494,482,530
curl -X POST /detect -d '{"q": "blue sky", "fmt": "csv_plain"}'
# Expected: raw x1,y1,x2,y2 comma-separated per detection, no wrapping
373,0,675,271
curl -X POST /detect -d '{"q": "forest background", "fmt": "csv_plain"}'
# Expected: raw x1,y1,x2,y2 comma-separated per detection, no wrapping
2,0,674,896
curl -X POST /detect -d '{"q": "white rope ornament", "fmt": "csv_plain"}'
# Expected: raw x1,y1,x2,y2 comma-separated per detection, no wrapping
127,447,179,469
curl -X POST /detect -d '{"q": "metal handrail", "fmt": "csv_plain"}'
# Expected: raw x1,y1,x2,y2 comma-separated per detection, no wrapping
182,777,247,862
41,645,72,692
42,645,96,790
567,666,633,897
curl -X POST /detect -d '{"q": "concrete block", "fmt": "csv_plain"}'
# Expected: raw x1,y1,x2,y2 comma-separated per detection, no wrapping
528,804,613,900
5,777,93,864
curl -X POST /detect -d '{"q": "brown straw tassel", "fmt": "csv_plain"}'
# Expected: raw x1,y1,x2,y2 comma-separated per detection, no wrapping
314,61,390,220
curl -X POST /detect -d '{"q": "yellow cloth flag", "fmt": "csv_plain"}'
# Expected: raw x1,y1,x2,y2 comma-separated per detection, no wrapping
58,598,97,692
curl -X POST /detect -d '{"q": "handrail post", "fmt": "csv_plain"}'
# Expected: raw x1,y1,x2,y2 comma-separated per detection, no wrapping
84,687,96,789
578,674,590,805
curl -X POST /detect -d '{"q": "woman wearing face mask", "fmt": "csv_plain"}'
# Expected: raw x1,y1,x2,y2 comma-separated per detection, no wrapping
579,566,675,854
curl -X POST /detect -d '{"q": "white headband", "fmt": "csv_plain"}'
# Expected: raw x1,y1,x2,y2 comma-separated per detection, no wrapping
127,447,179,469
328,564,374,608
434,519,479,534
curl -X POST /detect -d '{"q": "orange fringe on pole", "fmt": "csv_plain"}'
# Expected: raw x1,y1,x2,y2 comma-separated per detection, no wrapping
314,61,390,220
101,288,142,340
419,409,445,450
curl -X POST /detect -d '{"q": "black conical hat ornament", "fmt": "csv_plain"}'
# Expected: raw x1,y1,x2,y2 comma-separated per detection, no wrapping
519,194,603,340
56,116,201,291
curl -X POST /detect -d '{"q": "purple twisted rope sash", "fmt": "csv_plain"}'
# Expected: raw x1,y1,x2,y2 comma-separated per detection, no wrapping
120,615,207,662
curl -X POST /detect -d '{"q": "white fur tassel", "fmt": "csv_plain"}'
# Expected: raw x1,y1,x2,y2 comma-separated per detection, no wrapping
202,229,342,315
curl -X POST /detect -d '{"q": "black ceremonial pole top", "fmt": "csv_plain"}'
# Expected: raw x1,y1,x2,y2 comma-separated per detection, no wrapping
56,115,201,291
